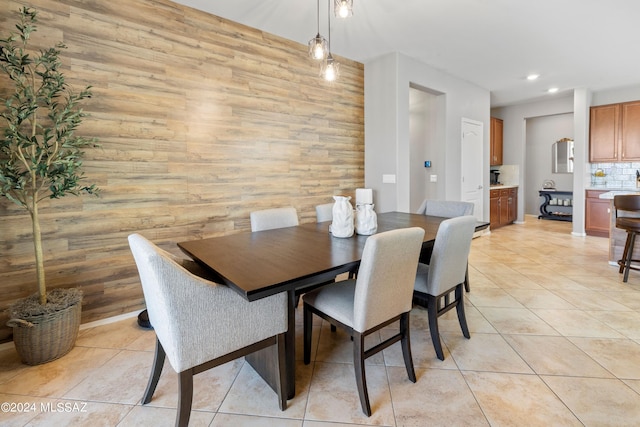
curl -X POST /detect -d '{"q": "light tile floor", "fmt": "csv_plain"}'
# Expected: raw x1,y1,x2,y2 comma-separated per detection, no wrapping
3,216,640,426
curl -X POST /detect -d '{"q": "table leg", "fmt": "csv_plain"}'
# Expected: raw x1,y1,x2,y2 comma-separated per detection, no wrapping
244,289,297,400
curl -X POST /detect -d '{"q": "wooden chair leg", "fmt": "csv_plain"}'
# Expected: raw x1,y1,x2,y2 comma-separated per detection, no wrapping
427,295,445,361
464,264,470,292
400,312,416,383
620,232,632,274
177,370,193,427
455,284,470,339
276,333,288,411
303,304,313,365
142,337,165,404
624,232,637,282
353,332,371,417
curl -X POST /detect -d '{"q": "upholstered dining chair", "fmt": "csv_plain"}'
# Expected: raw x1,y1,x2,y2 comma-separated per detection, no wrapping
614,194,640,282
416,199,474,218
251,206,334,308
302,227,425,416
413,215,476,361
128,234,288,427
315,203,334,223
416,199,474,292
250,207,299,232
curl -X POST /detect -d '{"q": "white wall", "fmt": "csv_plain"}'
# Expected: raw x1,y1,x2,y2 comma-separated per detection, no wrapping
409,87,439,212
365,52,491,219
592,84,640,106
525,113,574,215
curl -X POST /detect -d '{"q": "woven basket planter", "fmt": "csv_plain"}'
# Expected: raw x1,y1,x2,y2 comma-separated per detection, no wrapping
8,302,82,366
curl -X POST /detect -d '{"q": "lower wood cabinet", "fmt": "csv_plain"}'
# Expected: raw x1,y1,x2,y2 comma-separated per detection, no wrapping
585,190,610,237
490,187,517,229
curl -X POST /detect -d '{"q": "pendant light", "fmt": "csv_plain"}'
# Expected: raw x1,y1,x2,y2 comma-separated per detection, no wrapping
334,0,353,18
308,0,328,60
321,0,339,81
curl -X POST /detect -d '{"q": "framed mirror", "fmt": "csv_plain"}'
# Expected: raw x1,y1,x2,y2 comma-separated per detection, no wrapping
552,138,574,173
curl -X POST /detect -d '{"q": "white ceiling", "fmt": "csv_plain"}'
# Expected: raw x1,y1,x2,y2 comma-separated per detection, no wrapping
174,0,640,107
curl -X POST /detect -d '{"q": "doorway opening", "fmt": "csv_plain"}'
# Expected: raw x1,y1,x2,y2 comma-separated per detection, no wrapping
409,84,444,212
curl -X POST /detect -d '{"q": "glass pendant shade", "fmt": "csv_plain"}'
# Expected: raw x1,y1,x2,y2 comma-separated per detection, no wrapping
308,33,328,60
334,0,353,18
321,54,340,82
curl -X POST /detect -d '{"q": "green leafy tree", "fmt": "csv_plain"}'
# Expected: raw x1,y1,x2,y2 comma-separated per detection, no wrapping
0,7,98,306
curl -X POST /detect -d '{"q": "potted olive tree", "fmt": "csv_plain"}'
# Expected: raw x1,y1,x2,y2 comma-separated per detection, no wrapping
1,7,98,365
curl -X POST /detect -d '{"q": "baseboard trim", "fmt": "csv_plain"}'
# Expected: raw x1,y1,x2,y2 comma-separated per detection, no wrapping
0,309,144,352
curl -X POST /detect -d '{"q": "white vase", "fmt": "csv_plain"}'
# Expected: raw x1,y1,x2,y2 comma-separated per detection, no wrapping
331,195,354,238
355,203,377,235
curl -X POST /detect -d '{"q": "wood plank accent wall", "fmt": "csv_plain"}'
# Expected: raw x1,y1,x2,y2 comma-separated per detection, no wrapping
0,0,364,343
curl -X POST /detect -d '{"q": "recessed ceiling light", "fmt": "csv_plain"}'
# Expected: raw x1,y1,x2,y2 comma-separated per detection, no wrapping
548,87,559,93
527,74,540,81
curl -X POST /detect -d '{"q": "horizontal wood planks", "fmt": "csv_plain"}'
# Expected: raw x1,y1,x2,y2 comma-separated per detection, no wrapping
0,0,364,343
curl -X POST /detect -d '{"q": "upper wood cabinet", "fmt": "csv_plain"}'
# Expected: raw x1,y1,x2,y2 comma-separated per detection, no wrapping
590,101,640,162
621,101,640,160
490,117,503,166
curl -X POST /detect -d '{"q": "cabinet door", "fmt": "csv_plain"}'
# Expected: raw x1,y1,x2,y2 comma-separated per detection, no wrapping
490,117,503,166
499,190,510,225
621,101,640,161
585,190,610,237
490,191,500,229
590,104,619,162
507,188,517,223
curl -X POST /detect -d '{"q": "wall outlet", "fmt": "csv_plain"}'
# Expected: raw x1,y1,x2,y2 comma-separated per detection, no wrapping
430,174,437,182
382,174,396,184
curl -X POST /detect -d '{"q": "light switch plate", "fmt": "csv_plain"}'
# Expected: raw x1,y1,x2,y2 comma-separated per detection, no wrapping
382,174,396,184
430,174,437,182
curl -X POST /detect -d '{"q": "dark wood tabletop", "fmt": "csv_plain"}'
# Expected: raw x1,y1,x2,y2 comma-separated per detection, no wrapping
177,212,460,301
176,211,488,399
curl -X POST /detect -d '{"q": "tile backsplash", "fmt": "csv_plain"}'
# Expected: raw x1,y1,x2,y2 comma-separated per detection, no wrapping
589,162,640,188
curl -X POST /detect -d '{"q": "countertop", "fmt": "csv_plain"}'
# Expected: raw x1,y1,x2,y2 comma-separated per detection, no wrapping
599,190,640,200
489,184,518,190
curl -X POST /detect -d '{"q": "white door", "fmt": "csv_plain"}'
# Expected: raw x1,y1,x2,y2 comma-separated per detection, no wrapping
461,118,484,221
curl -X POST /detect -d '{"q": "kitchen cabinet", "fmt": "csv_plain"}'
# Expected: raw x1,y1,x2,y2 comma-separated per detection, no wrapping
590,101,640,162
585,190,610,237
490,117,503,166
490,187,517,229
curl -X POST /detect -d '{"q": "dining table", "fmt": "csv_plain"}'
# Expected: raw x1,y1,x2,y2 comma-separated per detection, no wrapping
177,211,489,399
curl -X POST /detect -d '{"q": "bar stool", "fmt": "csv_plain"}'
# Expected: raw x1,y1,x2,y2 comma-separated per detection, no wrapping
614,195,640,282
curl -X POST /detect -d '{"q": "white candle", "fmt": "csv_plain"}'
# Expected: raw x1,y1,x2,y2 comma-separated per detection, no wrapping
356,188,373,205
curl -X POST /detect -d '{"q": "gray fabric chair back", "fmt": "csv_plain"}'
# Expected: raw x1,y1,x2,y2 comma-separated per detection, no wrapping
416,199,474,218
128,233,287,372
424,216,476,296
315,203,334,222
250,207,299,231
353,227,425,332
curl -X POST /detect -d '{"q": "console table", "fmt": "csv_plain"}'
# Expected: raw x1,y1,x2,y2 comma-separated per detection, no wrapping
538,190,573,222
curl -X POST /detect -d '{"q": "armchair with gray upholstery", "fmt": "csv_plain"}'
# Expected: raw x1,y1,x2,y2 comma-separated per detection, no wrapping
302,227,425,416
128,233,288,426
413,215,476,360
